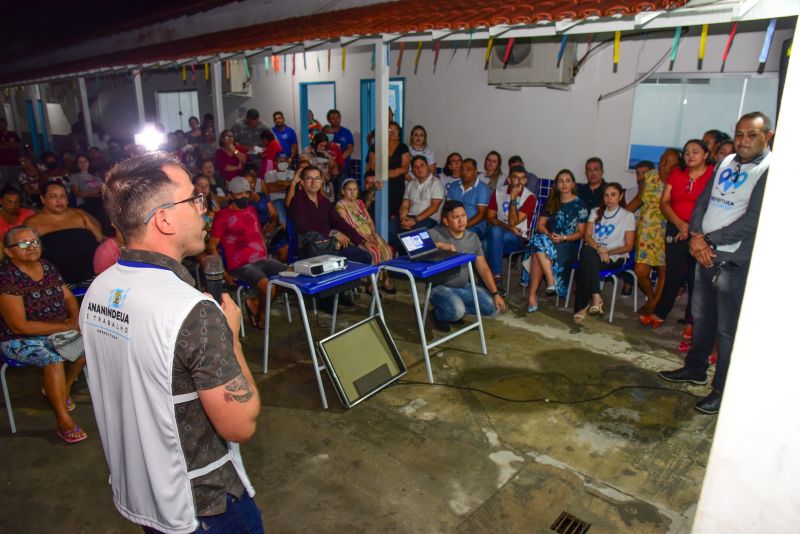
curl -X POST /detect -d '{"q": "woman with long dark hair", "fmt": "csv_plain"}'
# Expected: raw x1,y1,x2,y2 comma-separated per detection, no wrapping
440,152,463,189
524,169,588,313
640,139,714,330
573,183,635,323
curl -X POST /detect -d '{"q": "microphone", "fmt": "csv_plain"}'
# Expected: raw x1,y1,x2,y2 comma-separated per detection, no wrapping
204,254,225,304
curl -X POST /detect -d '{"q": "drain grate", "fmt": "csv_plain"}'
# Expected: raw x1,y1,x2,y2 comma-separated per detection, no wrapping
550,511,591,533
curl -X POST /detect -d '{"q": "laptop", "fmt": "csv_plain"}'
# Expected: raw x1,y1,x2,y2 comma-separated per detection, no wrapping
397,228,459,262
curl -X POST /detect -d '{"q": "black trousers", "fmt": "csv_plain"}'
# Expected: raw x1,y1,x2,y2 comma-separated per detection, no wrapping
654,223,694,321
684,261,750,392
573,246,624,312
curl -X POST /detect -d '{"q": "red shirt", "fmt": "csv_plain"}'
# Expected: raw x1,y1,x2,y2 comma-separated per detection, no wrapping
667,165,714,222
259,140,285,178
215,145,247,182
0,208,35,240
209,206,268,272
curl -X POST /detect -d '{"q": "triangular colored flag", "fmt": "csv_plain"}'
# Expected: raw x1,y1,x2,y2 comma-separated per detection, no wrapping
433,41,442,72
397,42,406,74
414,42,423,74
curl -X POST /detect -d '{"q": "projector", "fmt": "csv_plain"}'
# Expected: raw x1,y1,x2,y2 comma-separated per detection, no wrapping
293,255,348,276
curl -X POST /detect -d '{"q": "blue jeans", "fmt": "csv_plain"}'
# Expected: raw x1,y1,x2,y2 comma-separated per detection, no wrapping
430,284,497,322
142,492,263,534
684,261,749,392
484,225,525,277
272,198,287,225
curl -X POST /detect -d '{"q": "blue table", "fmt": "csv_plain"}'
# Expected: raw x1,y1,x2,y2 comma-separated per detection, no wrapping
380,253,487,383
263,261,383,409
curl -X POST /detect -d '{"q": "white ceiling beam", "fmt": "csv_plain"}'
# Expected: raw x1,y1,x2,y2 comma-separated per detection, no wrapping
635,10,666,27
555,19,582,32
734,0,762,18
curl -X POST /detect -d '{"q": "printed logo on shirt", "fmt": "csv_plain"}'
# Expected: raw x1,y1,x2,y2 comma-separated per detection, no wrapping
594,222,616,239
716,167,749,196
108,288,130,309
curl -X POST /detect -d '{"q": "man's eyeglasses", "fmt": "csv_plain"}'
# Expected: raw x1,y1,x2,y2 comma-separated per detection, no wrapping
9,239,41,250
143,193,205,224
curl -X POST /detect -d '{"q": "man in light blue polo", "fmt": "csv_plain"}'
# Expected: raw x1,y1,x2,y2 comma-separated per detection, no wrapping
445,157,491,239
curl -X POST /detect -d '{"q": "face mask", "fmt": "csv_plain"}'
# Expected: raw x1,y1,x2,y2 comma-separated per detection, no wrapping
277,162,289,171
233,197,249,209
326,133,334,142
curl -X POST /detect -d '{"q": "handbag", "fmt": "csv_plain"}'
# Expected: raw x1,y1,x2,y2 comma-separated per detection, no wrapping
48,330,84,362
298,231,339,258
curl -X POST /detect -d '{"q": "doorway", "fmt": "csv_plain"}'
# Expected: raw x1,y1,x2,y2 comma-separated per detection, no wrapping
359,78,405,177
156,90,199,133
299,81,336,150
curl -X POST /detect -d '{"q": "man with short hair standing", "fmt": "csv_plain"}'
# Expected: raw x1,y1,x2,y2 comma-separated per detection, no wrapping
232,109,267,167
577,157,608,209
326,109,354,178
659,112,773,415
81,153,263,533
271,111,299,161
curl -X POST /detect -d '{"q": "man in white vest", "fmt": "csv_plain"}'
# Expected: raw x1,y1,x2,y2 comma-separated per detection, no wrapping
80,152,263,533
659,112,773,415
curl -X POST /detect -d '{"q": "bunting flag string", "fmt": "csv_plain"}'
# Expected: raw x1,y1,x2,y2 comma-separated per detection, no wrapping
698,24,709,70
613,31,621,72
466,29,474,58
243,59,250,79
225,61,230,80
182,65,186,81
758,18,778,65
502,38,515,66
397,42,405,74
414,42,423,74
669,27,682,70
302,52,307,71
433,40,442,72
386,44,390,67
371,47,376,70
342,47,347,71
264,56,269,72
557,34,568,68
328,49,331,72
448,40,459,64
484,37,494,70
204,63,209,80
292,53,296,76
283,54,287,73
317,54,321,72
191,64,196,81
721,22,738,69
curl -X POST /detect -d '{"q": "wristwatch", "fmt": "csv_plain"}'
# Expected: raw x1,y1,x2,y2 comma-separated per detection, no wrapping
703,234,716,249
491,291,500,297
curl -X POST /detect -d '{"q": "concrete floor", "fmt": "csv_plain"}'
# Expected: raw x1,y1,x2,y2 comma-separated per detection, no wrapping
0,278,715,533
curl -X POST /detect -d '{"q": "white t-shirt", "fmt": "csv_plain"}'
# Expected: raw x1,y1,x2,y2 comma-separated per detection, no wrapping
588,206,636,260
263,170,293,200
403,175,445,222
408,146,436,168
478,171,507,191
438,174,461,190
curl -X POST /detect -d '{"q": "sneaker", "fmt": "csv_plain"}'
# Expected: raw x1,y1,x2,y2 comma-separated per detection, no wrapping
694,389,722,414
657,366,708,385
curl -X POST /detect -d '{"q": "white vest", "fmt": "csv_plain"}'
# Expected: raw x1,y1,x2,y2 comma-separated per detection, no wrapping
703,152,771,253
80,261,254,534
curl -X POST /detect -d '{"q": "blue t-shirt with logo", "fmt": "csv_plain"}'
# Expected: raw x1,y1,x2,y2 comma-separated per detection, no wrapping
588,206,636,260
332,127,354,161
272,125,298,156
445,180,492,233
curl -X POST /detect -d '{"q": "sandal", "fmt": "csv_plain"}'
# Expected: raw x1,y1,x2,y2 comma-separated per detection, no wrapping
526,304,538,313
545,285,557,296
588,302,604,316
573,310,587,323
41,388,75,412
57,426,87,444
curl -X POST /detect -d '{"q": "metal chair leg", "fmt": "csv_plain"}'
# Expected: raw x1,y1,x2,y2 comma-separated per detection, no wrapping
1,363,15,434
236,286,246,338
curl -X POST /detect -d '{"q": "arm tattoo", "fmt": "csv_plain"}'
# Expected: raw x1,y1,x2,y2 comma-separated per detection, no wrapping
223,374,254,403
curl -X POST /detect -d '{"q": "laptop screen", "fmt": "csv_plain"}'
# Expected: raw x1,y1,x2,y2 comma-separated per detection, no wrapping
398,228,437,257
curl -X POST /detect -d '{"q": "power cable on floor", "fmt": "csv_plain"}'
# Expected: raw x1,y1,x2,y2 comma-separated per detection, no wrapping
393,380,702,404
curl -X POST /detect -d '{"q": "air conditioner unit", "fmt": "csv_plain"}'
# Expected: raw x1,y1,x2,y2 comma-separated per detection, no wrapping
223,59,252,96
488,40,577,86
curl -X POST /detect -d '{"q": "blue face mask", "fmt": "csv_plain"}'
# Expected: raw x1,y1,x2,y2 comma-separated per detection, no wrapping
326,133,334,143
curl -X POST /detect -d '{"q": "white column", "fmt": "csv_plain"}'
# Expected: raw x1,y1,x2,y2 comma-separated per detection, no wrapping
133,70,145,126
691,25,800,533
374,40,390,239
78,77,94,144
211,61,224,130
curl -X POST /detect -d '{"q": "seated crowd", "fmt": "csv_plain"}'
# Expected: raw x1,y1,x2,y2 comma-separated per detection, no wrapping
0,106,769,418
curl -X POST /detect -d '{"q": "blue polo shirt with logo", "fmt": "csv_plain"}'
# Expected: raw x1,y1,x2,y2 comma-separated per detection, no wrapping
272,125,299,156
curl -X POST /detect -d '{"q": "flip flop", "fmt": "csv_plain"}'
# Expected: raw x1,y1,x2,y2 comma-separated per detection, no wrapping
41,388,75,412
545,285,557,296
57,426,87,444
526,304,538,313
244,301,265,330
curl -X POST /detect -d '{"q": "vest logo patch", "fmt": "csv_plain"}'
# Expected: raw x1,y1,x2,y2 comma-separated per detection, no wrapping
108,288,130,309
716,167,749,196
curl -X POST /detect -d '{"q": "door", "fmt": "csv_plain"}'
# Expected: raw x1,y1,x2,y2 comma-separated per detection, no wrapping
359,78,405,177
156,91,199,133
299,82,336,150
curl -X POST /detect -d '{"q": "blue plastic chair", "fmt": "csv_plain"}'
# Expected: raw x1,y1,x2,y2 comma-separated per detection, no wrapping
563,253,637,323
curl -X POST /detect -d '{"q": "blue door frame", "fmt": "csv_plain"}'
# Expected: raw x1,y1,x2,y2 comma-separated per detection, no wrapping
299,81,336,150
359,78,405,177
25,100,41,158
